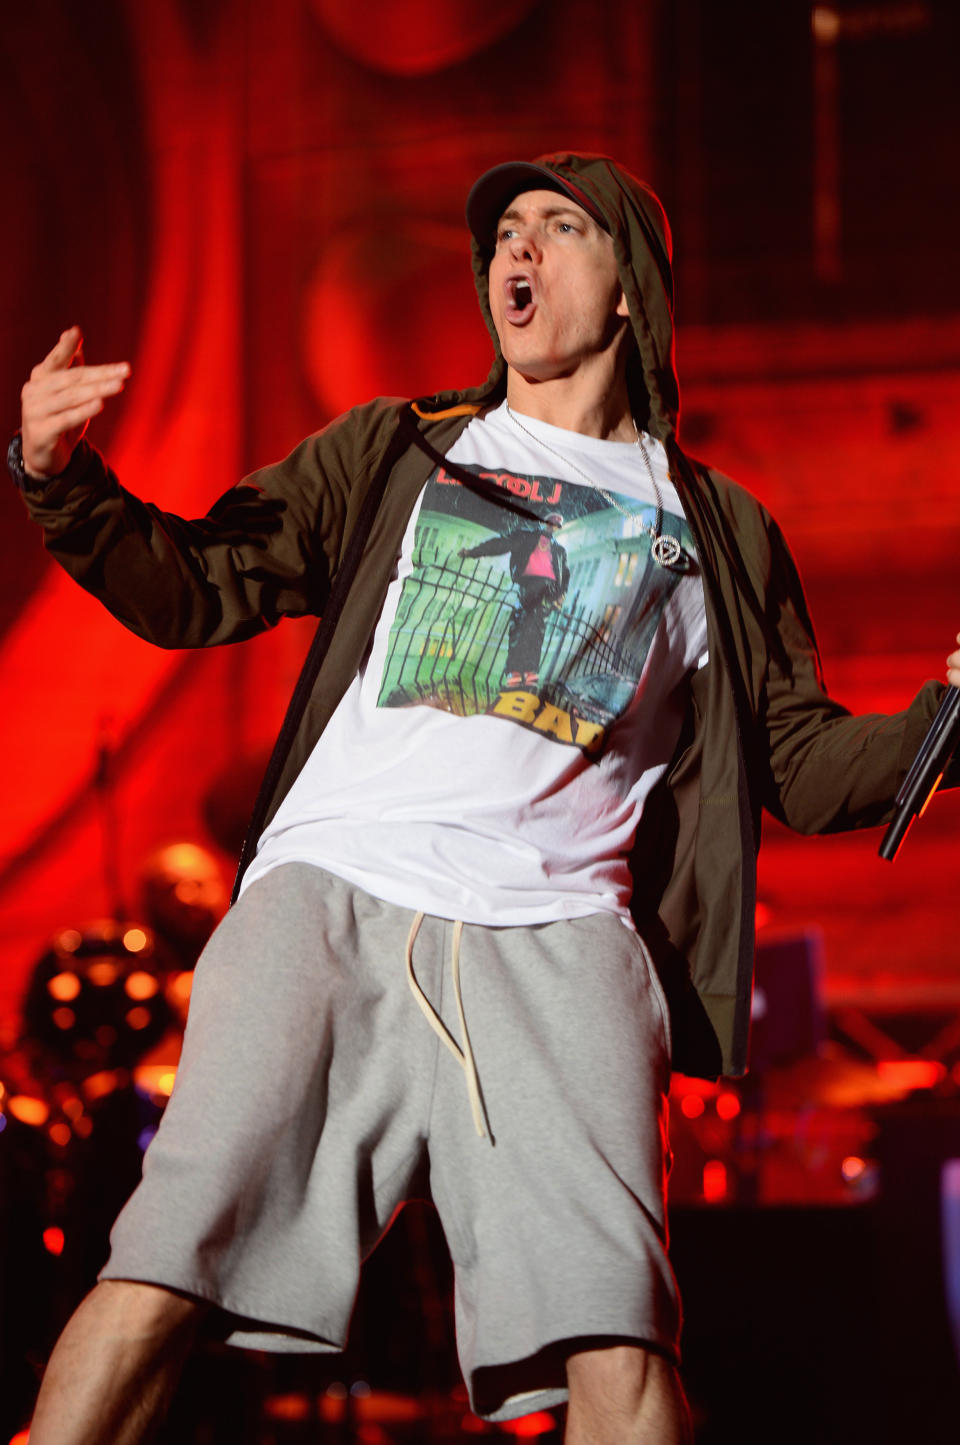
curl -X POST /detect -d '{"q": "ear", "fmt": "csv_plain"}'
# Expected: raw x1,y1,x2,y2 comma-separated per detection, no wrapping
615,286,630,319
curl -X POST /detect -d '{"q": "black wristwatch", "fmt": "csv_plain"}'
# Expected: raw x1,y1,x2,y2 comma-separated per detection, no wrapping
8,433,36,490
7,432,67,490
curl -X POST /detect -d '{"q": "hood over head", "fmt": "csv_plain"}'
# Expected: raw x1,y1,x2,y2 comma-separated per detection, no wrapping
465,151,680,442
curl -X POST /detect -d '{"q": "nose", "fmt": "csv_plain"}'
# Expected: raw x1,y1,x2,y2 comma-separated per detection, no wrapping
507,227,542,263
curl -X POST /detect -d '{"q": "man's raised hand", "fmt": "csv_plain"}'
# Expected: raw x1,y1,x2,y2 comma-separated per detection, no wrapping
20,327,130,478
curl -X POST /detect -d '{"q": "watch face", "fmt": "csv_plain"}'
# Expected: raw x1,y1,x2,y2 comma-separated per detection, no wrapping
7,434,25,483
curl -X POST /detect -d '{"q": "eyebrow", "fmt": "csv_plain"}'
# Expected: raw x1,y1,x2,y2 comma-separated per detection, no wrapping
498,203,587,226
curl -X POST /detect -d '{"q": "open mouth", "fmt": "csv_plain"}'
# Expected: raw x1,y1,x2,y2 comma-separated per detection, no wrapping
505,275,536,323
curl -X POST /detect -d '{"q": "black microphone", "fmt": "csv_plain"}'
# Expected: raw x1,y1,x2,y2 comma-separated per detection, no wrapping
879,685,960,861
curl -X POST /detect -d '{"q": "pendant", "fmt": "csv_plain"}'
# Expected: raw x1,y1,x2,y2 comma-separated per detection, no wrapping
652,534,683,567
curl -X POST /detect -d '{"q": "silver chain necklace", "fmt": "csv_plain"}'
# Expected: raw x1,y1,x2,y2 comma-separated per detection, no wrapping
504,403,682,567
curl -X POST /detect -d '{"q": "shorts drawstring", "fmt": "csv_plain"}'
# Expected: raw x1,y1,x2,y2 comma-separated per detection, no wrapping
405,912,489,1140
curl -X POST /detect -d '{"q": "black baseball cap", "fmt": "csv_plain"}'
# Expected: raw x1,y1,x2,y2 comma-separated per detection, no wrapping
466,161,609,249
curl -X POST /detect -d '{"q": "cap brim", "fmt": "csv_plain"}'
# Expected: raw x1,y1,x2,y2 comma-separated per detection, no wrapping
465,162,608,248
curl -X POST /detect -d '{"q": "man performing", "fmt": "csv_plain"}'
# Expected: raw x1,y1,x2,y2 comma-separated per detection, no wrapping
12,152,960,1445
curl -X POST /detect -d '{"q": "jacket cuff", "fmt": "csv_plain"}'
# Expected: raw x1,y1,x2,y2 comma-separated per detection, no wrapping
898,679,960,794
7,435,102,502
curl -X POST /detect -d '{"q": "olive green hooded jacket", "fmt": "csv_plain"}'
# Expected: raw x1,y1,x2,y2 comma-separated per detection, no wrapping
15,152,950,1077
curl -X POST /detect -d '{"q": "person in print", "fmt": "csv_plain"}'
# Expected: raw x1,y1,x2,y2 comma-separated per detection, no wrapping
460,511,569,686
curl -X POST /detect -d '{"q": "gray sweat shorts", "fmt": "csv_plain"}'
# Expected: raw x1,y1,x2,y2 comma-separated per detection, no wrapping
102,864,679,1421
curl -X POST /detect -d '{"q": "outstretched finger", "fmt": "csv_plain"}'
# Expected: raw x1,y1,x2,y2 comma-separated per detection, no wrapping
37,362,131,399
35,326,84,377
24,374,127,423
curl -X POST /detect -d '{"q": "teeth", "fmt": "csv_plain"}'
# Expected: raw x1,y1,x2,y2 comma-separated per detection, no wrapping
515,280,532,308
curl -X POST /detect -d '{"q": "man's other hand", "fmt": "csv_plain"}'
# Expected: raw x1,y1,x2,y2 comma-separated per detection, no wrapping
20,326,130,478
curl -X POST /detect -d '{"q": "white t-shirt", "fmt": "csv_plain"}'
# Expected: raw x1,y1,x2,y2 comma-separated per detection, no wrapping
241,401,708,925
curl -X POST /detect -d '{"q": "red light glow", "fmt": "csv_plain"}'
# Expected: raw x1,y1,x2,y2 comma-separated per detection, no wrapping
262,1394,310,1422
169,972,193,1005
47,972,81,1002
702,1159,729,1203
680,1094,705,1119
87,962,119,987
124,971,159,1000
876,1060,944,1092
8,1095,50,1126
715,1091,741,1121
82,1070,124,1101
42,1226,65,1256
504,1412,555,1438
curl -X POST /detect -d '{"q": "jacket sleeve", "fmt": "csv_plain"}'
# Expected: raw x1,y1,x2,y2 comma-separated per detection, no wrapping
743,505,954,834
12,409,379,649
462,534,513,559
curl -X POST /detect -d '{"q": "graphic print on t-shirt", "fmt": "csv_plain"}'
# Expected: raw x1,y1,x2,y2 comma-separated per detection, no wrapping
377,464,696,756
